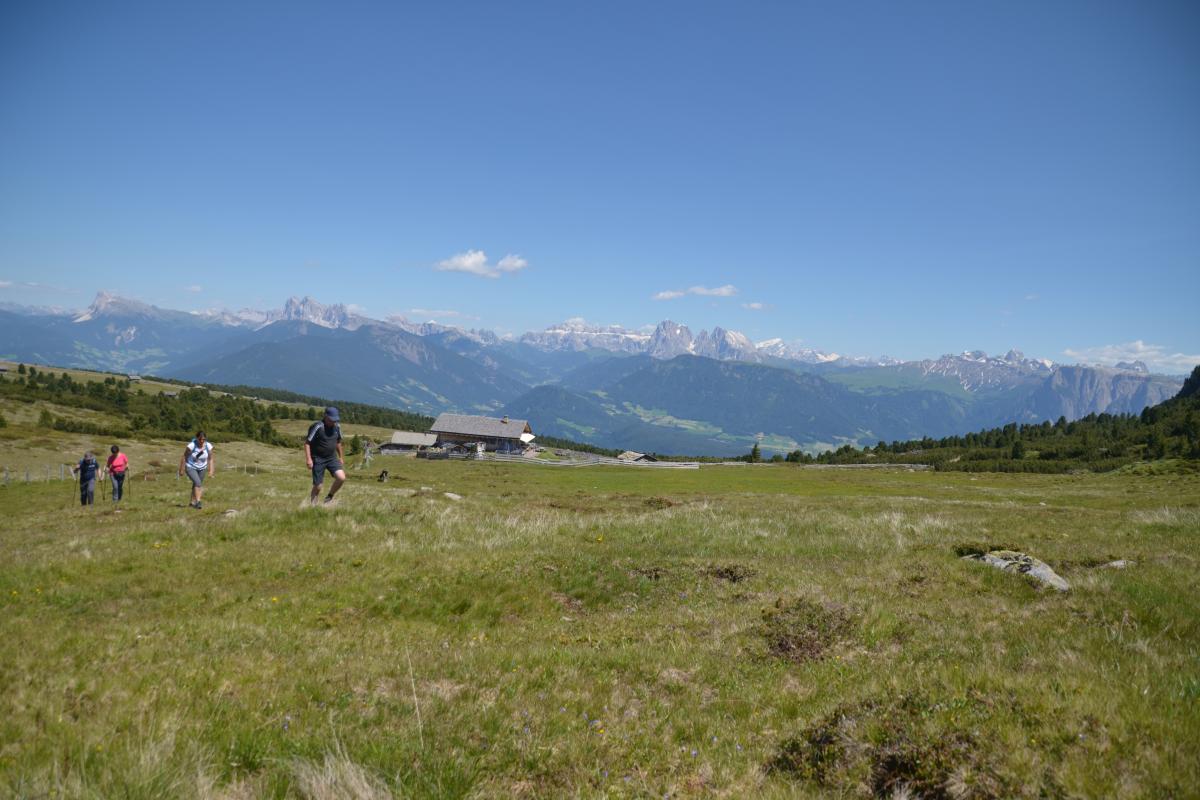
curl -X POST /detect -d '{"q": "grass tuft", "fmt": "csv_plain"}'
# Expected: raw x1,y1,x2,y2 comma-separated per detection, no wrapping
759,597,856,664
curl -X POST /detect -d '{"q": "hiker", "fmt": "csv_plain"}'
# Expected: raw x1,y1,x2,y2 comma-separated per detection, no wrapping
305,406,346,505
72,451,99,506
106,444,128,503
178,431,214,509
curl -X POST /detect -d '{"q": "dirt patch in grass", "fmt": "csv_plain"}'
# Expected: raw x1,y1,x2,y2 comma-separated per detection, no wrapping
550,591,584,613
759,598,855,664
631,565,666,580
1052,556,1123,570
705,564,755,583
767,695,1006,799
643,496,676,509
657,667,695,686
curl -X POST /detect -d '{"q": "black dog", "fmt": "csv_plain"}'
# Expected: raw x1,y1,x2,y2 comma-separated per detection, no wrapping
377,470,389,482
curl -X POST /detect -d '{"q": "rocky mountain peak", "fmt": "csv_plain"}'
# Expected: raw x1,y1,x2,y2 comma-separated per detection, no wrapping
277,296,361,329
648,320,695,358
519,319,650,353
222,296,370,331
73,291,160,323
1114,360,1149,374
695,326,760,362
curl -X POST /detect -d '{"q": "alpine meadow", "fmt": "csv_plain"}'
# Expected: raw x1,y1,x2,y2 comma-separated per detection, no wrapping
2,366,1199,797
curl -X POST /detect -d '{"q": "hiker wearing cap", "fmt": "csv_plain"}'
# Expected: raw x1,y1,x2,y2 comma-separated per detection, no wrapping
106,444,128,503
178,431,214,509
72,451,99,506
305,407,346,505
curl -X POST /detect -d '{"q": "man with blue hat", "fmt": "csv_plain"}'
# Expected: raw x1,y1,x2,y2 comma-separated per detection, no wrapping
305,406,346,505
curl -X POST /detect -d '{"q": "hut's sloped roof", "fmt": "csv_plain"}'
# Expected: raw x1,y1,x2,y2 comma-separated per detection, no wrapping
390,431,438,447
431,413,531,438
618,451,645,461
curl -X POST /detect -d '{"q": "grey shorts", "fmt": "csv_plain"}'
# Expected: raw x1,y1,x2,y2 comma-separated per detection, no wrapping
312,457,344,485
185,466,206,488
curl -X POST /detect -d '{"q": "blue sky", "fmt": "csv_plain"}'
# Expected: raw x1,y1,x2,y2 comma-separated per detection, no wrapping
1,1,1198,371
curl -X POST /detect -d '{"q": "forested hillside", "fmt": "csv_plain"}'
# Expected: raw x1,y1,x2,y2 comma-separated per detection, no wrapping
774,366,1200,472
0,365,432,446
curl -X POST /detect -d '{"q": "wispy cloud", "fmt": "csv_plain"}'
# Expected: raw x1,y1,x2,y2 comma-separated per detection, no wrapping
0,280,75,293
653,284,738,301
1063,340,1200,374
436,250,528,279
742,301,767,311
185,284,202,293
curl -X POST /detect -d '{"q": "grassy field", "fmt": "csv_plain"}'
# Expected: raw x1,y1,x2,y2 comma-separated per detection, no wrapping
273,419,401,443
0,361,186,397
2,429,1199,798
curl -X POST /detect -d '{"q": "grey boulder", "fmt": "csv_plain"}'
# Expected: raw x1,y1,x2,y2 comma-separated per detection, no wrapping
964,550,1070,592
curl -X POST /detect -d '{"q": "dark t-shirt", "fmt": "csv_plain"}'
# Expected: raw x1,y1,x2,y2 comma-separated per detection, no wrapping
77,457,98,482
306,421,342,460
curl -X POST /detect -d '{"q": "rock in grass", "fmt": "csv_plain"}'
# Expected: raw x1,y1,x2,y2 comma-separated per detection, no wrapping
443,492,463,501
1101,559,1135,569
963,550,1070,592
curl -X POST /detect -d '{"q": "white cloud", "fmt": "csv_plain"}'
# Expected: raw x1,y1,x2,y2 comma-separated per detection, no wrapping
436,250,528,279
497,254,527,273
1063,340,1200,375
692,284,737,297
0,281,11,288
185,284,202,293
653,284,738,301
742,301,766,310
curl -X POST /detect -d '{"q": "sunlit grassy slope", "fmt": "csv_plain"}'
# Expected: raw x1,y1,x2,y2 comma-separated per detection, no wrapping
2,428,1198,798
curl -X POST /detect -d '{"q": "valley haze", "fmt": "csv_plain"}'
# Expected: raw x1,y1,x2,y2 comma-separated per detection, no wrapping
0,292,1182,457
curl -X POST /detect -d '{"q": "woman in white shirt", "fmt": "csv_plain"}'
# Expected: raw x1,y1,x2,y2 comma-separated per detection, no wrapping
178,430,215,509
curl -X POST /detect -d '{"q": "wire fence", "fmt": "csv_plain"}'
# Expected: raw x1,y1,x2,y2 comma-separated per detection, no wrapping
474,452,701,469
1,462,270,487
2,457,933,486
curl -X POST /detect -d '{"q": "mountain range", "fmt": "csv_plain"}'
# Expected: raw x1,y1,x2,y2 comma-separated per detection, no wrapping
0,292,1183,455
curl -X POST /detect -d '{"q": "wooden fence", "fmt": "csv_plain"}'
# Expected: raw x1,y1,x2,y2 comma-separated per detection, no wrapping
474,453,700,469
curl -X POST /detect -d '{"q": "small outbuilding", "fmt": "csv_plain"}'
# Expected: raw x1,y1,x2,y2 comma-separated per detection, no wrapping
431,413,534,453
617,450,658,463
379,431,438,454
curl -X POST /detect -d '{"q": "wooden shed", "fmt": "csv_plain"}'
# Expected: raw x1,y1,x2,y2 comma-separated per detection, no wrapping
430,413,534,453
379,431,438,454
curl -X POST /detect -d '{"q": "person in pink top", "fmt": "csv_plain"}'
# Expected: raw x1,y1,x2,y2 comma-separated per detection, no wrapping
106,444,129,503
